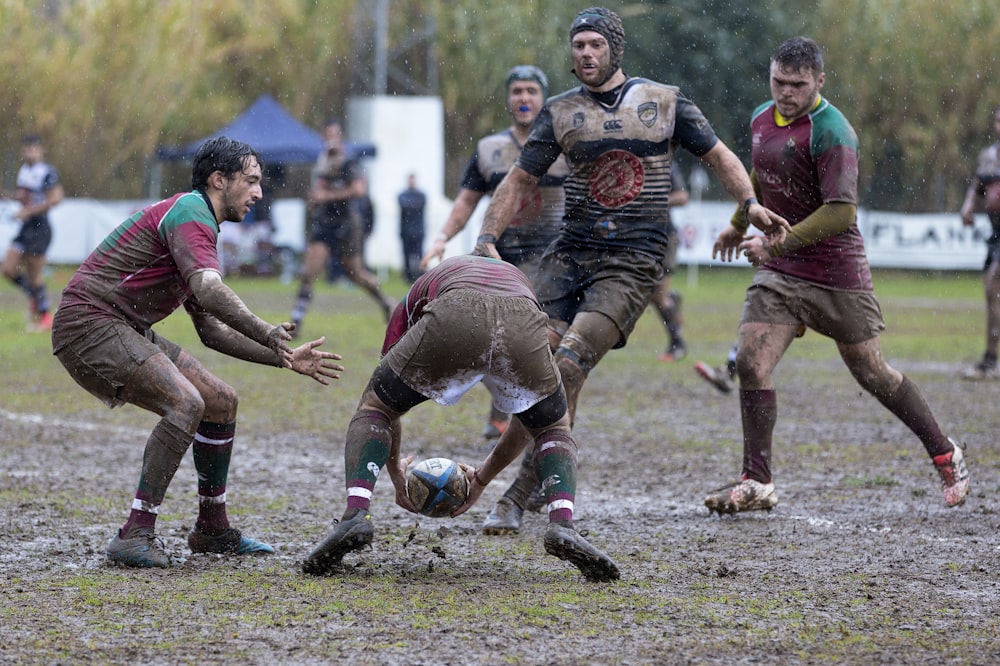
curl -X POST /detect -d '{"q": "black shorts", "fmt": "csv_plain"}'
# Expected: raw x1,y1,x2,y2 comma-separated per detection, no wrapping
11,217,52,256
310,213,363,258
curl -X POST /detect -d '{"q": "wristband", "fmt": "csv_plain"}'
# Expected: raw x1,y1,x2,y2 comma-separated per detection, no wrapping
436,232,449,242
473,469,487,486
476,234,497,245
742,197,758,219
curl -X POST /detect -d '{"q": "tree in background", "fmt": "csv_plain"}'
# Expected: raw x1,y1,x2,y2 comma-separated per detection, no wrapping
1,0,999,212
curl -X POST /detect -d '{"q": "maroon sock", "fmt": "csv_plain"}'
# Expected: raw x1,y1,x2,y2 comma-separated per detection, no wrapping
873,376,950,458
741,389,776,484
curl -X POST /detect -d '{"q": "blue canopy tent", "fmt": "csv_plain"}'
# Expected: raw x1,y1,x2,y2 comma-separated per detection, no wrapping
156,94,375,164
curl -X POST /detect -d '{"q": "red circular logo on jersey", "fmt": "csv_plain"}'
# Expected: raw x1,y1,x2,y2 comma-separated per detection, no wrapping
589,150,644,208
509,187,544,227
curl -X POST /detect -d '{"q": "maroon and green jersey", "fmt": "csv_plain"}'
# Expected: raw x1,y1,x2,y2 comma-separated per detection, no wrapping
54,191,222,345
381,255,537,354
751,97,871,291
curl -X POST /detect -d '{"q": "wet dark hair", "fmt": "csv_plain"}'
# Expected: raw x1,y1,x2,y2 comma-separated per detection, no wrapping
21,134,43,146
772,36,824,74
191,136,263,191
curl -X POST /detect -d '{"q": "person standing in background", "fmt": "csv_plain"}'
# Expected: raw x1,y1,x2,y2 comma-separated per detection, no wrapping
959,105,1000,380
291,120,394,337
2,134,64,332
397,173,426,283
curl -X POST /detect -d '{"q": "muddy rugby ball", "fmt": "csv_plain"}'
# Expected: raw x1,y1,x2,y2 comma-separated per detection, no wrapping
406,457,469,518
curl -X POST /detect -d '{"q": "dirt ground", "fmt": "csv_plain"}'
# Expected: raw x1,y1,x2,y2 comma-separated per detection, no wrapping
2,285,999,665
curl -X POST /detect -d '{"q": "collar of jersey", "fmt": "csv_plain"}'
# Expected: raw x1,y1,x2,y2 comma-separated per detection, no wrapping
773,95,823,127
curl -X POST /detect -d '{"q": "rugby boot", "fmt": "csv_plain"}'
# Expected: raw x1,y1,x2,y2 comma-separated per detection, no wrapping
106,527,171,568
694,361,735,394
543,521,620,582
301,508,374,575
705,477,778,515
188,526,275,555
481,497,524,535
933,438,970,508
960,354,1000,381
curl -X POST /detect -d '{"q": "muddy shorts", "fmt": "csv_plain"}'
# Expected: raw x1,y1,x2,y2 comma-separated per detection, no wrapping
381,289,560,413
533,244,665,348
741,270,885,345
11,217,52,256
310,212,363,258
52,313,182,408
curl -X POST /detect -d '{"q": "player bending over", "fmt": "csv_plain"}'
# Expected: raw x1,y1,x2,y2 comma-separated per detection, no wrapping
301,255,620,582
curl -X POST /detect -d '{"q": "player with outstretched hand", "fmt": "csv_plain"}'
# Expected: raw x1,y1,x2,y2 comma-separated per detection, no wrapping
703,37,968,515
301,255,620,582
52,137,344,568
472,7,789,536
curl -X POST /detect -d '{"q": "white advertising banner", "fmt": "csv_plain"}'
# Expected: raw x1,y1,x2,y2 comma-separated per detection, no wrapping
1,198,992,271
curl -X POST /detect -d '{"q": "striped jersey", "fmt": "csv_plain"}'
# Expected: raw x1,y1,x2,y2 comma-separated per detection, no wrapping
515,77,718,256
460,128,568,261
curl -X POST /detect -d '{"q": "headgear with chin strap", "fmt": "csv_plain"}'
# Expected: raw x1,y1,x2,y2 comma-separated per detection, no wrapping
569,6,625,82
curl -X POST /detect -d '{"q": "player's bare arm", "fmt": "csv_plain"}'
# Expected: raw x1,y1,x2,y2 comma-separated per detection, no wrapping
383,412,420,513
420,188,485,270
700,142,790,240
960,183,983,226
188,269,293,366
452,420,538,516
474,166,539,258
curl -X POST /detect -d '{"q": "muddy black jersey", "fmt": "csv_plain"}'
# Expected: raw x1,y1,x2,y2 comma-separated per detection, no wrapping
516,77,718,255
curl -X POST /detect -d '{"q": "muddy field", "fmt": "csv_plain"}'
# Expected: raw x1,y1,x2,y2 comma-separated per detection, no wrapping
1,274,998,665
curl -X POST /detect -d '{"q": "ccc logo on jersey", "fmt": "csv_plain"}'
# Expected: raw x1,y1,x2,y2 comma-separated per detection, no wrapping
603,119,623,132
588,149,644,208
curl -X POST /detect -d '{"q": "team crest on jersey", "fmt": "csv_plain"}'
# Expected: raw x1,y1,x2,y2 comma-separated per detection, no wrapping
638,102,657,128
588,149,644,208
783,137,797,158
573,112,585,129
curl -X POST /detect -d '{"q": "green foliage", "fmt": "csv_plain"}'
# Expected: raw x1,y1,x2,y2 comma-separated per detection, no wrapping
1,0,999,211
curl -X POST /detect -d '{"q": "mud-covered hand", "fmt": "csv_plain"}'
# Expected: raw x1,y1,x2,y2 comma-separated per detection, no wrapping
289,336,344,384
472,234,501,260
450,463,487,517
389,453,418,513
746,201,790,244
738,235,776,267
420,236,448,270
266,323,296,368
